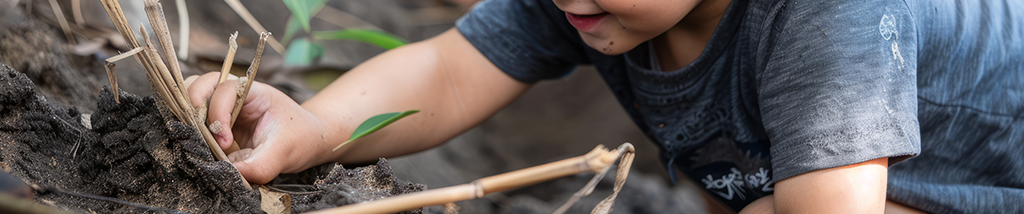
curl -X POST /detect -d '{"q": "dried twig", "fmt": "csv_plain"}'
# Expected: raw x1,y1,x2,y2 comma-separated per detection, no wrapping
47,0,76,45
175,0,190,60
144,0,187,97
231,32,268,127
223,32,268,152
219,32,239,84
308,143,636,214
223,0,285,54
103,47,145,103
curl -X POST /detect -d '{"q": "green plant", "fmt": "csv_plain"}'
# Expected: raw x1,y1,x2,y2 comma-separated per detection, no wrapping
333,110,420,151
282,0,416,150
281,0,408,67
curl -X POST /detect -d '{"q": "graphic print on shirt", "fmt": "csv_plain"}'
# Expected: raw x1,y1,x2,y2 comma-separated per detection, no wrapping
687,136,773,201
880,10,905,71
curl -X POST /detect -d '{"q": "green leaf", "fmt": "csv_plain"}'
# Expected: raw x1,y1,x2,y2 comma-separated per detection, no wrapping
333,110,419,151
283,38,323,67
282,0,328,33
312,29,408,50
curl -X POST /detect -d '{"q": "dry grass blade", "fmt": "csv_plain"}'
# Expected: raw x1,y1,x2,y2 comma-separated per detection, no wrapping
47,0,76,45
219,32,239,84
103,47,145,104
223,0,285,54
309,143,636,214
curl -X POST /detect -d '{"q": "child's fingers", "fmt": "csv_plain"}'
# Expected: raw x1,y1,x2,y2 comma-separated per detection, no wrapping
185,72,221,108
208,79,242,150
232,140,286,184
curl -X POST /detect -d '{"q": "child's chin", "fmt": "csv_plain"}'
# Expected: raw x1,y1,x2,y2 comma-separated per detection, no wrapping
580,35,637,55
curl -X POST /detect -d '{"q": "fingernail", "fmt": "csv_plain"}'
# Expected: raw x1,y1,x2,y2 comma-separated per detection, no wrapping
209,120,223,134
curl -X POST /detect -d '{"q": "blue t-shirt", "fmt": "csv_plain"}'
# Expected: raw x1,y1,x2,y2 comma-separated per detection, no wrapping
456,0,1024,212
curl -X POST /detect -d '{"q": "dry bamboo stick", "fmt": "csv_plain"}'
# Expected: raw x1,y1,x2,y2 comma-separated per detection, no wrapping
215,32,240,153
100,0,139,49
175,0,190,60
230,32,268,127
141,26,190,121
103,47,145,103
223,0,285,54
309,143,635,214
47,0,76,45
144,0,188,98
219,32,239,83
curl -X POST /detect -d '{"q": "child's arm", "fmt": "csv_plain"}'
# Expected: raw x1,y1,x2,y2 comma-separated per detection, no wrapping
188,29,530,184
739,158,924,214
772,158,889,213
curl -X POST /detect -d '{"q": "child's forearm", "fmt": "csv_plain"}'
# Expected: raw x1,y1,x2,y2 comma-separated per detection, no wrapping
302,28,531,164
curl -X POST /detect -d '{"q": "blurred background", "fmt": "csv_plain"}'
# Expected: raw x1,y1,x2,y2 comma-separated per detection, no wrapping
1,0,723,213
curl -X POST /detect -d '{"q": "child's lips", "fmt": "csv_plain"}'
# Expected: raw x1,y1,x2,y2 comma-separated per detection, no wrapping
565,12,610,33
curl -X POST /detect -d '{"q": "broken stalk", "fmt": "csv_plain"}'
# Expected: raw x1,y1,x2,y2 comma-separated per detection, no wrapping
102,47,144,104
218,32,239,84
308,143,636,214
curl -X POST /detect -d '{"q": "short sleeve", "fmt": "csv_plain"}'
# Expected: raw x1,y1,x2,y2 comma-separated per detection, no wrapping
455,0,590,83
757,0,921,181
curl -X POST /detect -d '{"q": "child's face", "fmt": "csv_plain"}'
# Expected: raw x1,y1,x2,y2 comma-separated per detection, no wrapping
552,0,701,55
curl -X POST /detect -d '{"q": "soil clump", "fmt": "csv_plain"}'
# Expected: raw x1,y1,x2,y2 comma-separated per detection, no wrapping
0,64,424,213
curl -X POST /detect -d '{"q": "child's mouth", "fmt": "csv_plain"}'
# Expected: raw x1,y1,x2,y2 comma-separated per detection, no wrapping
565,12,610,33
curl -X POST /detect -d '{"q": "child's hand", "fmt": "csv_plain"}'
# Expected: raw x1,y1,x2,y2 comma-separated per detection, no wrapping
185,73,334,184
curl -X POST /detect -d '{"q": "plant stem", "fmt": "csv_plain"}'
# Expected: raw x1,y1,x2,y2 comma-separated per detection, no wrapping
219,32,239,84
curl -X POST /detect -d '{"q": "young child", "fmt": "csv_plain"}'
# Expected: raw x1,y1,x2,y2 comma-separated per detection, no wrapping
186,0,1024,213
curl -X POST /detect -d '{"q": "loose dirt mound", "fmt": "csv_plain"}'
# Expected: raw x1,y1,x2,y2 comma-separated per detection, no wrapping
0,64,424,213
0,63,261,213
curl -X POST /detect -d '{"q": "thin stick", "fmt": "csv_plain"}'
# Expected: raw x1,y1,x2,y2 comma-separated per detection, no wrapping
103,47,145,103
230,32,268,127
316,5,383,31
308,143,636,214
219,32,239,84
47,0,76,45
554,143,634,214
222,0,285,54
175,0,190,60
71,0,84,28
144,0,187,97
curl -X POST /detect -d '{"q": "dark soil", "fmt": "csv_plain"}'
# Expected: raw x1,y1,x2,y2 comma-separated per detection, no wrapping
269,159,426,213
0,6,106,112
0,63,424,213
